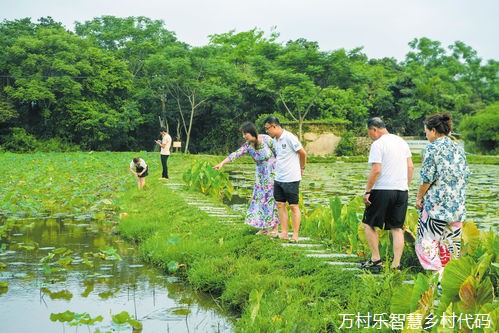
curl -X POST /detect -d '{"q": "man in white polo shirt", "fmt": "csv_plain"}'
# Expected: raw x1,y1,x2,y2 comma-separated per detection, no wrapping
359,117,414,272
264,116,307,242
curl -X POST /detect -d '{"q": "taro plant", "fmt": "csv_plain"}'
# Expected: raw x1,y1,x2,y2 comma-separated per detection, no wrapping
390,226,497,332
302,196,365,254
183,161,233,201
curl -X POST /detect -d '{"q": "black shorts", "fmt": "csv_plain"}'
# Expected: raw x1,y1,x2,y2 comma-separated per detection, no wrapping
274,181,300,205
362,190,408,230
136,166,149,178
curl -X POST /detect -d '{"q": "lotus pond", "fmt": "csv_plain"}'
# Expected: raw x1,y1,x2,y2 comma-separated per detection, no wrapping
227,162,499,230
0,152,496,332
0,152,232,333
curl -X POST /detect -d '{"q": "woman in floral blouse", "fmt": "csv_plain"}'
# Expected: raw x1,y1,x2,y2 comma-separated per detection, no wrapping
415,113,470,274
214,122,279,235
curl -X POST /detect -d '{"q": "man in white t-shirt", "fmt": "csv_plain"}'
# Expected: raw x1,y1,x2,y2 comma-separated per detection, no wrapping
264,116,307,242
359,117,414,272
155,127,172,180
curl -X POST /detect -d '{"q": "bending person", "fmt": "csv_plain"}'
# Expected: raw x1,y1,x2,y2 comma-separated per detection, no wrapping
129,157,149,189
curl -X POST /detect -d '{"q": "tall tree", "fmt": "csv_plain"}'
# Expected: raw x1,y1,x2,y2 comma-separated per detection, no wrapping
75,16,178,76
258,39,336,140
2,21,137,149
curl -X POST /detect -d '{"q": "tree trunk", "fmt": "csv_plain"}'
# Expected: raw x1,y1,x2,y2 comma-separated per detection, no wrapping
160,95,168,131
298,118,303,142
184,102,195,154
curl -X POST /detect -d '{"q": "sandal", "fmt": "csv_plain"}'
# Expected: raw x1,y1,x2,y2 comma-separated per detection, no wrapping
256,230,268,235
358,258,383,271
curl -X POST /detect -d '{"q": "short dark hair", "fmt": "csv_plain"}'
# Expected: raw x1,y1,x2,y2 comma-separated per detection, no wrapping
424,113,452,135
263,116,281,126
133,157,140,163
160,127,167,132
367,117,386,129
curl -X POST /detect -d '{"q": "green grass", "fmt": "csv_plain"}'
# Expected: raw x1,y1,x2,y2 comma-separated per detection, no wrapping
2,152,496,332
116,157,411,332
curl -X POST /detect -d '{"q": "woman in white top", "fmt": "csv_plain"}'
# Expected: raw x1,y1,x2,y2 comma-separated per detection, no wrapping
155,127,172,179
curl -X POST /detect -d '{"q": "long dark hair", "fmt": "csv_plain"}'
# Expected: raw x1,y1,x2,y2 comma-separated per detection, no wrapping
424,113,452,135
240,122,259,149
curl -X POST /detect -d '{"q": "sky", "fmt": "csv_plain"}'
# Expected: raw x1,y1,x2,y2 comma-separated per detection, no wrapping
2,0,498,61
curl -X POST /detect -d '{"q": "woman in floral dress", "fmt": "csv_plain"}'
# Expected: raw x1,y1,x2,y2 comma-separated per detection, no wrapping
214,122,279,235
415,113,470,274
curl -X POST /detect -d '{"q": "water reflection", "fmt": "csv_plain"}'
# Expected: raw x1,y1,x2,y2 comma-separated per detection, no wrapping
227,162,498,230
0,219,232,332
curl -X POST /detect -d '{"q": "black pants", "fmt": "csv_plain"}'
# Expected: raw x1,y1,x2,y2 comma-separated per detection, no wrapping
161,154,169,178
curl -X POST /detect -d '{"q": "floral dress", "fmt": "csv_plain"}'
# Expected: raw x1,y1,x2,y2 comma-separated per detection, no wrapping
415,136,470,270
227,135,279,229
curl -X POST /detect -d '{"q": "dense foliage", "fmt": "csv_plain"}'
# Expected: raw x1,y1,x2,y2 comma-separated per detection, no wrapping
0,16,497,153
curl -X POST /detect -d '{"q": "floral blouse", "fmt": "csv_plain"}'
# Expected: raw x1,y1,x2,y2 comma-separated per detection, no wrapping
228,135,275,164
420,136,470,222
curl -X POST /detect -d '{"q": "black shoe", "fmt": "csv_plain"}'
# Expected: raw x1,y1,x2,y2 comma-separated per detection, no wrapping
358,258,383,272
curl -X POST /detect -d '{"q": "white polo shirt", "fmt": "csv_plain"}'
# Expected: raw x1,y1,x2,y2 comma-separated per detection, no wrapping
274,129,303,182
368,133,412,191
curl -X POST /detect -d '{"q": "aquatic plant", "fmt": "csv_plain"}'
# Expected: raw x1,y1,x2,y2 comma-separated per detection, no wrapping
301,195,366,254
390,227,497,331
50,310,103,330
112,311,143,332
183,161,234,201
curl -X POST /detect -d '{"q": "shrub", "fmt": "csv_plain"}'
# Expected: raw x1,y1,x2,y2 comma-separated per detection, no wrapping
335,131,369,156
0,127,39,152
459,102,499,155
36,138,80,152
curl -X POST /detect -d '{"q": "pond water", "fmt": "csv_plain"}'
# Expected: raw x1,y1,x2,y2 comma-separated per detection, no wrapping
227,162,498,230
0,219,232,333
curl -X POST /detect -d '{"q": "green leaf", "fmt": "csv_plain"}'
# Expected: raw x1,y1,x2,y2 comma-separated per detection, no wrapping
172,308,191,316
390,283,413,314
409,273,431,312
167,261,179,273
112,311,142,330
167,237,181,245
112,311,132,324
459,276,494,312
249,289,264,323
50,310,75,323
440,256,476,308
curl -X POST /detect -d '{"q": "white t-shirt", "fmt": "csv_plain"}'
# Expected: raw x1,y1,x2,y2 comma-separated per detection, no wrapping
368,133,411,190
161,133,172,155
130,159,147,169
274,129,303,182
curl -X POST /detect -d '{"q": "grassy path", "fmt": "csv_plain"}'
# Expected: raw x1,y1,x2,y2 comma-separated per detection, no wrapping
116,161,408,332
